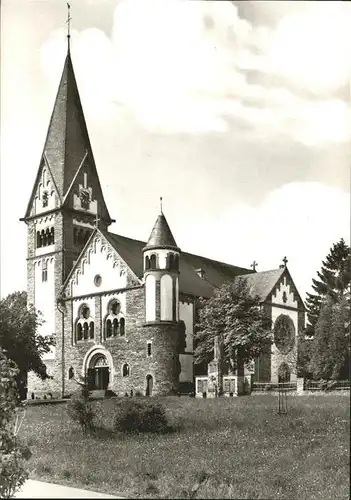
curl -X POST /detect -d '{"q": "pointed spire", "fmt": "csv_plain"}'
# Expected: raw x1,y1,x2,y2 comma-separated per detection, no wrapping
144,209,180,252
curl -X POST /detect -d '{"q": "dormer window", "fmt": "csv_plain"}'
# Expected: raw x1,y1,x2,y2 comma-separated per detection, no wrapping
195,268,205,279
42,191,49,207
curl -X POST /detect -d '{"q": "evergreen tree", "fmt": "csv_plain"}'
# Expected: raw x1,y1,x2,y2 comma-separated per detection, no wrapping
310,295,350,380
309,297,334,379
330,296,350,380
194,278,272,372
305,239,350,336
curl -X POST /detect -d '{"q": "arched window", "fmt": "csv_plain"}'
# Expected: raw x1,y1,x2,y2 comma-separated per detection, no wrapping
41,229,46,246
75,304,94,342
77,323,83,341
89,322,94,339
50,227,55,245
145,256,150,270
68,367,74,380
122,363,130,377
104,299,125,340
42,191,49,207
167,253,174,270
173,254,179,271
150,254,157,269
120,317,125,336
45,228,51,245
78,230,85,245
113,318,119,336
106,319,112,338
36,231,42,248
83,323,89,340
147,342,152,357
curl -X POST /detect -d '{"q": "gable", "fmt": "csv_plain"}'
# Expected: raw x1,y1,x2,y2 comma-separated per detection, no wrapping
25,156,61,218
62,151,111,223
269,269,305,310
63,231,141,298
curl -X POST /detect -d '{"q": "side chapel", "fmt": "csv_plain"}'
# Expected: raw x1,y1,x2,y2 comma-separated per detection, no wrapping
22,41,305,399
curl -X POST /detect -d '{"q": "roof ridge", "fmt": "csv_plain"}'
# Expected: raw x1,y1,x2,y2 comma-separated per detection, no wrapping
106,230,252,273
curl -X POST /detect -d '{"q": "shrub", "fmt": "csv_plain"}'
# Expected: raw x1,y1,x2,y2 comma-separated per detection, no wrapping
113,399,169,433
67,392,96,434
0,349,31,499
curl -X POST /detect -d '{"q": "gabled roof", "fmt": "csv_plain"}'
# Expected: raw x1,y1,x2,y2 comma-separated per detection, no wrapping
24,49,112,223
102,231,252,298
61,229,142,294
144,213,179,251
234,268,285,301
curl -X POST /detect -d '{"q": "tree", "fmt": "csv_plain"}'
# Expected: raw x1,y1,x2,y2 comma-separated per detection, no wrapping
309,297,334,379
194,278,272,373
0,348,31,498
0,292,55,397
305,239,350,336
309,296,350,380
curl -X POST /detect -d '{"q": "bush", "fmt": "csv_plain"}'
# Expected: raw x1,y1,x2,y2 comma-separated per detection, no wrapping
0,349,31,499
113,399,169,434
67,393,96,434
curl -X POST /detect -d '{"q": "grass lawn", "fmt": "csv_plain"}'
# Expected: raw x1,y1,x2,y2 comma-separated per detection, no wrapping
20,394,349,499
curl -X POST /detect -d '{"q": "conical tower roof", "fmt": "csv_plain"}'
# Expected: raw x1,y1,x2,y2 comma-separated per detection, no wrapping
144,212,180,251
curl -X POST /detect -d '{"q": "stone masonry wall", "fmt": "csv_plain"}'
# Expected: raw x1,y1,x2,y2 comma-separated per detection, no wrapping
62,286,180,397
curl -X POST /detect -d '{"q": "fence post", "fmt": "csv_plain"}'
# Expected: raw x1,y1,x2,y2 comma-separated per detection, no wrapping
296,378,304,395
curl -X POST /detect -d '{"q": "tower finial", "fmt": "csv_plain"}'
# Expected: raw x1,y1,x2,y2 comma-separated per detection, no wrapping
66,2,71,52
160,196,163,214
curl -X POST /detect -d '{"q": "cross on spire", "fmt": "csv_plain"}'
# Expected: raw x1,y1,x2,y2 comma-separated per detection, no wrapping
282,256,288,267
66,2,72,51
160,196,163,214
251,260,258,271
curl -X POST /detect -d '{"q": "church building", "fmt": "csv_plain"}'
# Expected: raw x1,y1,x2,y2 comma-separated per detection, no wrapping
22,41,305,399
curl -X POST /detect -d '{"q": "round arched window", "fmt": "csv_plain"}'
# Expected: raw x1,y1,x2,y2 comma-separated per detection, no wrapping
274,315,295,354
94,274,102,287
81,306,90,319
109,300,121,315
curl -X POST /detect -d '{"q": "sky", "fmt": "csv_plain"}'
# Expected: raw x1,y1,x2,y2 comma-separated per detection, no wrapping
1,0,350,301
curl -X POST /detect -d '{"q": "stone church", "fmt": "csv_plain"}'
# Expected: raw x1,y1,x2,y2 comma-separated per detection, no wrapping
22,44,305,399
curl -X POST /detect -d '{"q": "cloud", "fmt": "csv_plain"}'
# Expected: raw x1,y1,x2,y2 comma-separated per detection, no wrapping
178,182,350,300
40,0,351,143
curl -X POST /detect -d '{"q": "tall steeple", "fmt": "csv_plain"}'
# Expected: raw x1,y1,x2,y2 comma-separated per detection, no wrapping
23,18,113,226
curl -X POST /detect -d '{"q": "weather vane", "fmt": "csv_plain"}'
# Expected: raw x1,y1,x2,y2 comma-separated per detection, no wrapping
160,196,163,214
66,2,72,50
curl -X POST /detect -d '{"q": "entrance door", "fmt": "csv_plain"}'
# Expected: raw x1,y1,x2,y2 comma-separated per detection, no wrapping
88,355,110,390
146,374,153,396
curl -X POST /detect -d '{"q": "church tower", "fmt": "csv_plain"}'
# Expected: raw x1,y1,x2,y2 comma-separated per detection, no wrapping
143,206,180,323
21,39,114,364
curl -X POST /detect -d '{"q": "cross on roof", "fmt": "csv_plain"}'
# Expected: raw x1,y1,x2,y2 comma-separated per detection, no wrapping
66,2,72,50
282,256,288,267
251,260,258,271
160,196,163,214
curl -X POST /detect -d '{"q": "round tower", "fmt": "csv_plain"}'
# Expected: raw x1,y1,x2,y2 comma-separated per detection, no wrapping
141,204,181,395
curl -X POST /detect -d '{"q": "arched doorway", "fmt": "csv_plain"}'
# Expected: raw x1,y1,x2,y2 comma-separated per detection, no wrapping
145,374,153,396
87,354,110,391
278,362,291,383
